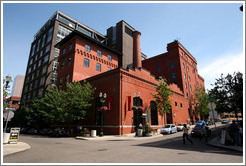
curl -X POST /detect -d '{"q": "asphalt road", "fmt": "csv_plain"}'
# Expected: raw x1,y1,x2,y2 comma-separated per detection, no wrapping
3,124,243,163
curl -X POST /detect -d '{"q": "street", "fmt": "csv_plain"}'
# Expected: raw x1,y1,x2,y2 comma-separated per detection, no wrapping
3,124,243,163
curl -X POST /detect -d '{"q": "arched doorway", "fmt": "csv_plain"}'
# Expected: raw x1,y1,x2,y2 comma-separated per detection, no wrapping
133,97,143,133
150,101,158,125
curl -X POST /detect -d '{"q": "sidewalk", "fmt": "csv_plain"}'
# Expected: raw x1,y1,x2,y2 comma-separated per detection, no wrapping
207,137,243,152
3,142,31,156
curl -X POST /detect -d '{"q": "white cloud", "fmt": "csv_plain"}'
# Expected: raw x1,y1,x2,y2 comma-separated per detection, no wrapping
199,52,245,90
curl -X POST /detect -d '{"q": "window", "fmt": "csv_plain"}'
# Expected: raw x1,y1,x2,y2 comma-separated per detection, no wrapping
41,34,46,48
38,88,43,97
180,103,183,108
69,44,72,51
108,55,112,61
68,57,71,66
185,56,188,61
175,102,177,107
184,72,186,79
28,67,32,74
171,72,176,79
57,25,72,42
185,82,187,89
170,62,175,68
85,45,90,52
42,65,47,74
55,48,60,53
181,52,183,57
186,93,188,99
190,85,192,91
44,44,51,53
29,59,33,65
84,58,89,67
47,26,54,43
65,75,70,84
97,50,102,57
37,39,41,51
96,63,101,71
183,62,185,69
40,50,43,57
59,77,63,88
61,61,65,69
31,44,36,57
187,66,189,72
33,63,36,70
43,55,49,63
107,67,111,71
58,15,75,28
188,76,191,82
62,48,66,54
157,66,161,72
40,76,45,86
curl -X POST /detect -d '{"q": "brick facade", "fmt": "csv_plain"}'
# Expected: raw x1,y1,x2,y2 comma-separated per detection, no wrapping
56,29,205,135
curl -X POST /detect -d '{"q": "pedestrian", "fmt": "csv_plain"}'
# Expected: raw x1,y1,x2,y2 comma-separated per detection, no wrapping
183,124,193,145
199,123,208,143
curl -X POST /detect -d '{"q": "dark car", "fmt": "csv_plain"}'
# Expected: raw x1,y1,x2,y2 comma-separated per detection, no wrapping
191,124,211,137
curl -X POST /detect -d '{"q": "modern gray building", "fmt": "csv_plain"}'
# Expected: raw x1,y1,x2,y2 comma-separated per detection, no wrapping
11,75,25,98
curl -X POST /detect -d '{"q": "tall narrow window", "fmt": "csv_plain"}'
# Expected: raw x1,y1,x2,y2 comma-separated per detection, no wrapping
171,72,176,79
65,75,70,85
108,55,112,61
96,63,101,71
61,61,65,69
84,58,89,67
68,57,71,66
97,50,102,57
157,66,161,72
184,72,186,79
170,62,175,68
85,45,90,52
69,43,72,51
62,48,66,54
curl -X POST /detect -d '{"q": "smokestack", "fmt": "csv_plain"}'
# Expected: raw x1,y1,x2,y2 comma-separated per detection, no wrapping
133,31,142,69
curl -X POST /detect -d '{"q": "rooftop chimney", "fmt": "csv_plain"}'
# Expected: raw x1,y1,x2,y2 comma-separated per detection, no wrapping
133,31,142,69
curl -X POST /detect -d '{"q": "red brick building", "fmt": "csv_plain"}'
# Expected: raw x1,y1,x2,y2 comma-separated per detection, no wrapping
56,22,205,135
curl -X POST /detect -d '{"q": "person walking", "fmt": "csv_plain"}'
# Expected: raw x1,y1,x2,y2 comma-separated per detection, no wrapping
199,123,208,143
183,124,193,145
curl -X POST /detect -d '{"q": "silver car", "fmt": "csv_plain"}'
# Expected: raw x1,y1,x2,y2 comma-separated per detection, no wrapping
161,124,177,134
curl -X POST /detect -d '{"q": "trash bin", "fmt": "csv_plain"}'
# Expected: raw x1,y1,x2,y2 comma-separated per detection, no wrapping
138,129,143,137
3,133,10,144
91,130,96,137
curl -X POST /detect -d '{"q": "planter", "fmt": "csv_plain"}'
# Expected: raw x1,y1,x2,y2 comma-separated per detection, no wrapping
146,133,153,137
83,134,90,137
3,133,10,144
91,130,96,137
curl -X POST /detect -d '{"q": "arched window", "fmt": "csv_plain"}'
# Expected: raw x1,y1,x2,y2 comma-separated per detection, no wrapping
96,63,101,71
84,58,89,67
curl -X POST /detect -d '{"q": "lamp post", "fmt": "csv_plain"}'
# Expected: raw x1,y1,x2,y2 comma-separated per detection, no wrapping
99,92,107,137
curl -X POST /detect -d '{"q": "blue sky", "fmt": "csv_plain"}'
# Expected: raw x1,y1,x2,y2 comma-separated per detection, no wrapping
2,2,244,91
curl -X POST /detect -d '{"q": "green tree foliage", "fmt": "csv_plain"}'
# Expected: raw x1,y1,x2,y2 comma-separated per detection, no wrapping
3,78,11,109
13,81,95,128
194,86,209,117
151,78,173,117
65,81,95,122
209,72,243,117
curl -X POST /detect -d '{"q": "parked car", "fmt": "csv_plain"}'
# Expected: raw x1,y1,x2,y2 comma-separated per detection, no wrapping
176,123,190,131
161,124,177,134
206,120,214,126
222,119,228,124
191,124,211,137
39,128,52,136
196,120,206,125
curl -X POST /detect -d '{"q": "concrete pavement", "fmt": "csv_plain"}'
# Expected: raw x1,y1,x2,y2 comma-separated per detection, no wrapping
3,123,243,156
3,142,31,156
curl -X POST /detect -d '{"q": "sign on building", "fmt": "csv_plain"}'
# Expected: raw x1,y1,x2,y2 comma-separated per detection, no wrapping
8,128,20,144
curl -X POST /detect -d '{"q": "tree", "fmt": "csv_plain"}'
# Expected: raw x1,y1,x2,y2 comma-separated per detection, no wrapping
209,72,243,119
3,78,12,109
194,86,209,119
65,81,95,123
151,77,173,125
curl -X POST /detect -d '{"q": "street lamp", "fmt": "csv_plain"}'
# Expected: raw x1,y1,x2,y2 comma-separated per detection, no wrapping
99,92,107,137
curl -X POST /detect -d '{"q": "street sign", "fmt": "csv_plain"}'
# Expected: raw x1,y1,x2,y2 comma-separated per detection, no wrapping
8,128,20,144
3,110,15,121
5,107,16,111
